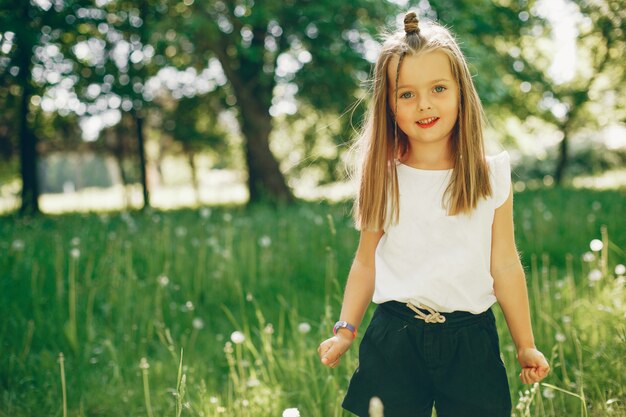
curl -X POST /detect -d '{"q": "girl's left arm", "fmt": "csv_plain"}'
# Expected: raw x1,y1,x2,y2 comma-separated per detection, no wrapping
491,186,550,384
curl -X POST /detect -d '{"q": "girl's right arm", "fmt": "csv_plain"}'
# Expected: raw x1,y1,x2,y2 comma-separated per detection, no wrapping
317,229,384,368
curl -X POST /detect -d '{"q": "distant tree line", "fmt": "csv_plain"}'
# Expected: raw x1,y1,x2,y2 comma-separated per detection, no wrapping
0,0,624,215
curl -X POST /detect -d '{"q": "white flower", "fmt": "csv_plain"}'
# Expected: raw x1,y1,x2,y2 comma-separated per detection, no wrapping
192,318,204,329
588,269,603,282
542,387,555,399
200,208,211,219
615,264,625,276
11,239,24,251
184,301,194,311
282,408,300,417
70,248,81,258
247,377,261,387
298,322,311,334
369,396,384,417
555,332,566,343
258,235,272,248
157,275,170,287
582,252,595,262
139,357,150,369
230,331,245,344
590,239,603,252
209,396,218,404
562,315,572,324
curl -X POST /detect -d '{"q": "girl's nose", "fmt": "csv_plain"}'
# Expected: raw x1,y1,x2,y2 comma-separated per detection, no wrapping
418,97,432,111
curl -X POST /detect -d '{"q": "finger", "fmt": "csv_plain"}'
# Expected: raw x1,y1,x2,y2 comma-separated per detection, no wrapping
321,345,338,365
329,358,341,368
318,341,333,358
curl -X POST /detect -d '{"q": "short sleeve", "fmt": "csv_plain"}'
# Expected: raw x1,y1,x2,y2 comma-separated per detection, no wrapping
489,151,511,208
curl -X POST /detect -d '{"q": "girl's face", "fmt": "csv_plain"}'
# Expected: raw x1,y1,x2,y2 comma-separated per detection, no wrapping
387,50,459,149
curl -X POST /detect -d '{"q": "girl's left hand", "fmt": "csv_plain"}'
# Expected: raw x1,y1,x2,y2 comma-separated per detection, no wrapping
517,347,550,384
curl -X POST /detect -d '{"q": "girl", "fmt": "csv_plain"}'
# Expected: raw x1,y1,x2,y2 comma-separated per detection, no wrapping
317,11,550,417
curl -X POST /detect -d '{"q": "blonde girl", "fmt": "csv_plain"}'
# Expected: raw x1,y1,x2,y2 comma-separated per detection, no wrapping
317,11,549,417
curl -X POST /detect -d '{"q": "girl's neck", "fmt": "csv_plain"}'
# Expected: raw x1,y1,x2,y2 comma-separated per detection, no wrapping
399,144,454,170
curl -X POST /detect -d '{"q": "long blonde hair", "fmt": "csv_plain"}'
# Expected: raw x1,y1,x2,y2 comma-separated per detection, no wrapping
353,11,493,231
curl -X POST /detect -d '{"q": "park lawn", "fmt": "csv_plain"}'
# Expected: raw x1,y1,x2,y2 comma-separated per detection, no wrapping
1,186,625,417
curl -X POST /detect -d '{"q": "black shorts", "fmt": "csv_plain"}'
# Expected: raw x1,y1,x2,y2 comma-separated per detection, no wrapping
342,301,512,417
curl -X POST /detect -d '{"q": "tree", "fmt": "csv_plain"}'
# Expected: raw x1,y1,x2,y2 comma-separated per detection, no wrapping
161,1,399,203
0,0,96,215
481,0,625,183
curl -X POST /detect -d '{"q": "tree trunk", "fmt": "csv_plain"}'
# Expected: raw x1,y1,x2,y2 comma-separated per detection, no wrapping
554,123,570,185
17,3,40,216
238,99,293,204
186,148,201,206
133,112,150,209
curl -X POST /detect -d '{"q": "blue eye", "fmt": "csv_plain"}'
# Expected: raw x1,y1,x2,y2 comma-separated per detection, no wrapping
434,85,446,93
399,91,413,99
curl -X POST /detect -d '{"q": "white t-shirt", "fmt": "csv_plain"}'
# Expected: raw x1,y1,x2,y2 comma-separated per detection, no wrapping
373,151,511,314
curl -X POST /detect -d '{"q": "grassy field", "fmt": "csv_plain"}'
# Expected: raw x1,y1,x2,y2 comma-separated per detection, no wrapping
1,186,625,417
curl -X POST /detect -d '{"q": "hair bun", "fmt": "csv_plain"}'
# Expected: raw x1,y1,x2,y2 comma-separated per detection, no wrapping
404,11,419,35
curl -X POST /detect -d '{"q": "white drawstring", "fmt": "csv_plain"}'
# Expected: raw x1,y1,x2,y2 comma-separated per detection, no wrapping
406,302,446,323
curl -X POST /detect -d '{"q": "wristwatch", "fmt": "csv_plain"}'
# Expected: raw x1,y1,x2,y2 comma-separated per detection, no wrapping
333,321,357,338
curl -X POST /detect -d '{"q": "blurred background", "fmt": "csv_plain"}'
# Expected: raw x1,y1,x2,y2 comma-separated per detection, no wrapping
0,0,624,215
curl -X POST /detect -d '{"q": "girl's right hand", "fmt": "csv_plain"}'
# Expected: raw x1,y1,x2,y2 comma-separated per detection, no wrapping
317,333,354,368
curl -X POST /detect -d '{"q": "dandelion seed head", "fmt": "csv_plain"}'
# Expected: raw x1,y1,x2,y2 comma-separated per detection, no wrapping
216,406,226,413
158,275,170,287
542,387,555,399
555,332,566,343
230,331,245,344
184,301,194,311
590,239,603,252
282,408,300,417
70,248,81,258
298,322,311,334
615,264,625,276
368,396,384,417
209,396,218,404
242,399,249,407
71,237,80,246
582,252,595,262
11,239,24,251
264,324,274,335
562,315,571,324
192,318,204,329
258,235,272,248
247,377,261,387
139,357,150,369
588,269,603,282
246,292,254,302
200,208,211,219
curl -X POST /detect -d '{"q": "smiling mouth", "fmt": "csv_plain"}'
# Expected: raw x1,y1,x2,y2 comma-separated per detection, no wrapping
416,117,439,127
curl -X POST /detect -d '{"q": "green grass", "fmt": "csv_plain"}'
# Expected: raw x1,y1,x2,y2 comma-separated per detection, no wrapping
1,186,625,417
